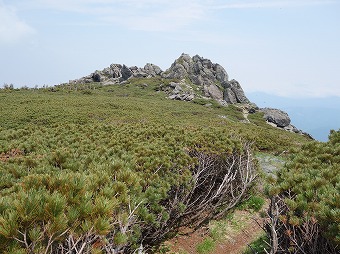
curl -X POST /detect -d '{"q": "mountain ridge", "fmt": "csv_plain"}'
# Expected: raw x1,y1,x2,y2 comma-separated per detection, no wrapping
65,53,311,138
67,53,250,105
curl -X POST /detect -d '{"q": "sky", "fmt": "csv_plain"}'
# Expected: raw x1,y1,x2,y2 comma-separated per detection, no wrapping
1,0,340,98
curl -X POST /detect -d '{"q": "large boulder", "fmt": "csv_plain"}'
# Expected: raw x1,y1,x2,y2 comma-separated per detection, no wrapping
214,64,228,83
92,71,102,82
223,79,250,104
121,65,133,80
162,53,229,86
261,108,291,128
143,63,163,76
204,84,223,100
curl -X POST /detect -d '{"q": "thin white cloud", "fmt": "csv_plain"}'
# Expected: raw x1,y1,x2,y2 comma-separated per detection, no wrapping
13,0,208,32
209,0,337,9
14,0,337,32
101,1,206,31
0,2,35,44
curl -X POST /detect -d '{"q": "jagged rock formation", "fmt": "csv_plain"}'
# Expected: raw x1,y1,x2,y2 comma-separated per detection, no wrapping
68,53,250,105
162,54,249,104
69,63,163,85
224,79,249,104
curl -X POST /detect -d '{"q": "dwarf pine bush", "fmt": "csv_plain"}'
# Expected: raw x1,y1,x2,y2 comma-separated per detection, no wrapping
0,82,311,253
0,123,259,253
266,129,340,253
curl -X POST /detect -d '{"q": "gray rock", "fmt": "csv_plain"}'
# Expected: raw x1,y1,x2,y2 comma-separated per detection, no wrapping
284,124,299,133
205,84,223,100
214,64,229,83
164,63,187,79
143,63,163,76
64,53,313,138
223,79,250,104
162,54,250,104
248,108,256,114
130,67,148,78
261,108,291,127
168,94,178,100
169,82,178,89
138,83,148,88
92,72,102,82
302,132,314,140
111,64,123,78
163,53,229,87
224,87,237,104
185,94,195,101
167,80,195,101
121,65,132,80
67,53,250,107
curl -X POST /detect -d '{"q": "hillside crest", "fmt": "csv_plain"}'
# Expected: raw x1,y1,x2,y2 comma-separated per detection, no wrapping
68,53,249,104
67,53,311,137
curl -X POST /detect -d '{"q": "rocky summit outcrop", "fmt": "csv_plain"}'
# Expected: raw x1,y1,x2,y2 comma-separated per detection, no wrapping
66,53,311,138
67,53,250,105
69,63,163,85
162,54,250,104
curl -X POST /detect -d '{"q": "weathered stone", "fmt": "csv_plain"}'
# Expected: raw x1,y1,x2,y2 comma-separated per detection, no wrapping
186,94,195,101
130,67,148,78
121,65,132,80
164,63,187,79
169,82,178,89
67,53,250,107
284,124,299,133
111,64,123,78
206,84,223,100
223,79,249,104
143,63,163,76
218,100,228,106
261,108,291,128
168,94,178,100
224,87,238,104
214,64,228,83
163,53,232,92
92,72,102,82
248,108,256,114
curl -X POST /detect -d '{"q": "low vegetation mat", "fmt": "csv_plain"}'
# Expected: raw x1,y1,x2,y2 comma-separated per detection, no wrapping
0,82,311,253
266,130,340,253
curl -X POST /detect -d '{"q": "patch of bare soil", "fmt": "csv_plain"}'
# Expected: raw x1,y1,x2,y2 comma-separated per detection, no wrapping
164,208,267,254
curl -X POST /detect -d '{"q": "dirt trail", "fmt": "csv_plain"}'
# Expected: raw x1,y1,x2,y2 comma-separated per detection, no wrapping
241,107,250,123
165,208,267,254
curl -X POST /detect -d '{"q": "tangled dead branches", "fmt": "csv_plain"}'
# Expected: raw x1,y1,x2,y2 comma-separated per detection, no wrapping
141,141,257,248
265,195,339,254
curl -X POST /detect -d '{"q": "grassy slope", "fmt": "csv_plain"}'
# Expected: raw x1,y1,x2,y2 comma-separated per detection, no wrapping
0,79,308,153
0,80,311,252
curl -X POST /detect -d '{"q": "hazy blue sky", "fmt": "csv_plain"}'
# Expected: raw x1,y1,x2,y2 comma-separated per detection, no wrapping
1,0,340,98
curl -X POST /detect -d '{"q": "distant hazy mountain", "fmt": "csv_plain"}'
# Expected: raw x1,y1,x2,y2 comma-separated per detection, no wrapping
247,92,340,142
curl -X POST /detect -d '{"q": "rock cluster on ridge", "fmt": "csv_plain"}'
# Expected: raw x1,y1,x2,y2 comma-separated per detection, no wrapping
68,53,250,105
66,53,311,137
260,108,312,137
261,108,291,128
70,63,163,85
162,54,250,104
